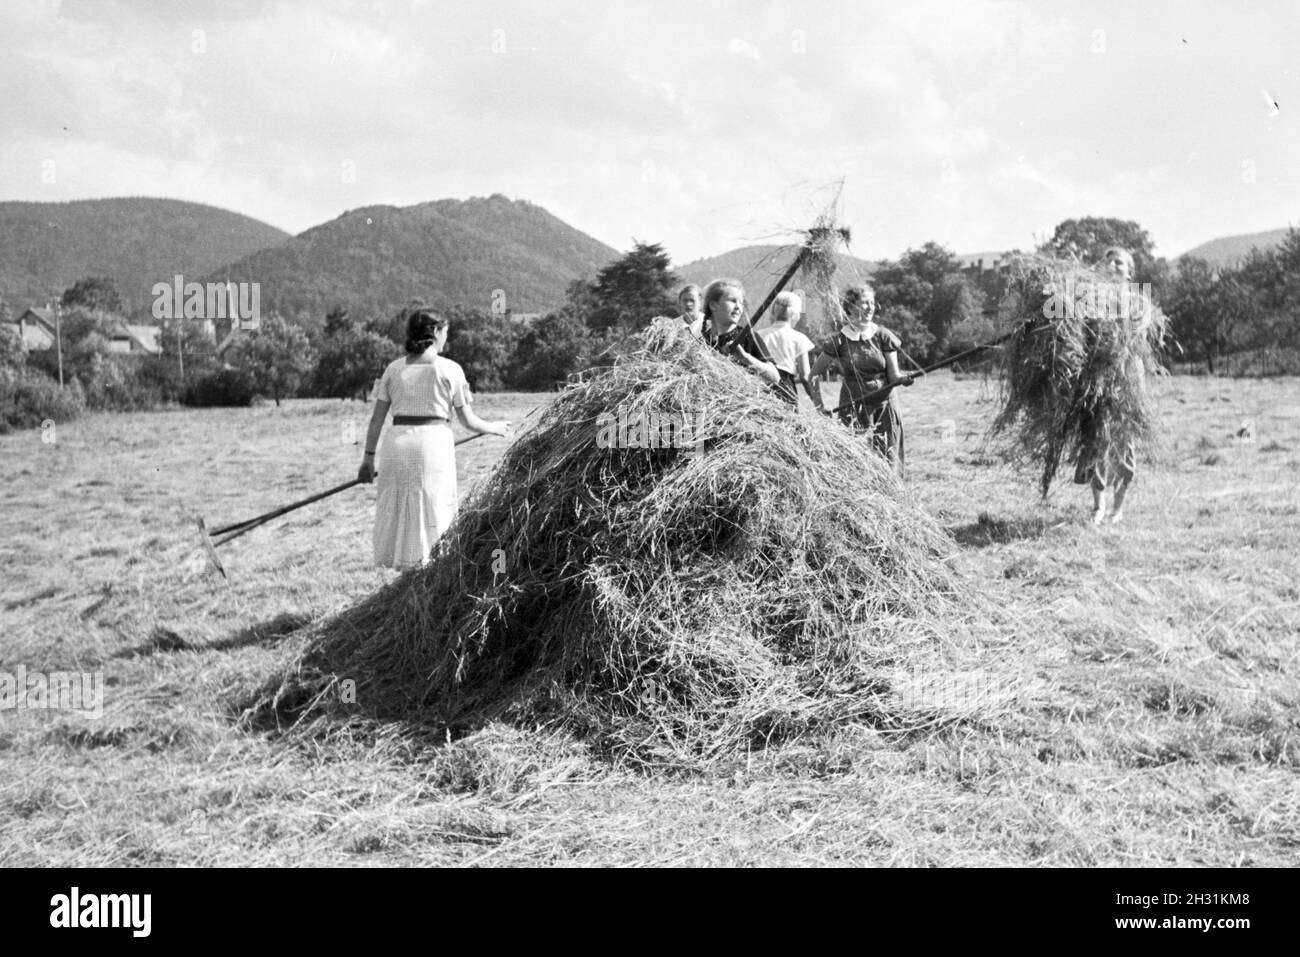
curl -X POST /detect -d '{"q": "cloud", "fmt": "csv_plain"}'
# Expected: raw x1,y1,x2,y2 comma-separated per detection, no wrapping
1,0,1297,263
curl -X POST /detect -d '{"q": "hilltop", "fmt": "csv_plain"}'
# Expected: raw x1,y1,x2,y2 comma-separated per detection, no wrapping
0,197,289,314
204,194,619,321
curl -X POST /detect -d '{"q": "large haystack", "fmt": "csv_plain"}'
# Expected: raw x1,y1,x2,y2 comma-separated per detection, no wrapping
255,341,993,765
992,255,1168,496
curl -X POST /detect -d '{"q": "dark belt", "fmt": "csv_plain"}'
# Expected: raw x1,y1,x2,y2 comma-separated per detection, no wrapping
392,415,448,425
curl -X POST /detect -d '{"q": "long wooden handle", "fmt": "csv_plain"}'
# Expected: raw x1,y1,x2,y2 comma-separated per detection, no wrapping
210,479,364,538
826,330,1016,416
209,432,500,543
748,247,808,328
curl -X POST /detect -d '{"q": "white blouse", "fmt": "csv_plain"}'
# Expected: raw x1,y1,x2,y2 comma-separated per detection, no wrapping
376,355,472,419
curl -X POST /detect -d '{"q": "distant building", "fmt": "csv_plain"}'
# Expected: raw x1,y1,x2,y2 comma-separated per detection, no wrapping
9,308,58,350
96,315,160,355
8,306,161,355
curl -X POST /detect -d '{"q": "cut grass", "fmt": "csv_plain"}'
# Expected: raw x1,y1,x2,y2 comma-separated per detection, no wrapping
0,378,1297,865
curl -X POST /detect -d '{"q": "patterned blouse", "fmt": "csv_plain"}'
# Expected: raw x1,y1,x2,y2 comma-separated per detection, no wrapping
376,355,472,419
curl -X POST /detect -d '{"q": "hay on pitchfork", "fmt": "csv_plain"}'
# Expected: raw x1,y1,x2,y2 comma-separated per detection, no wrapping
991,254,1168,497
250,340,1007,767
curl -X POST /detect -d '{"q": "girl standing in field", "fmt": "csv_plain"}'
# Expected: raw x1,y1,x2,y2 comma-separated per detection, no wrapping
809,282,912,474
358,310,509,568
701,279,781,387
1074,246,1140,524
755,291,819,407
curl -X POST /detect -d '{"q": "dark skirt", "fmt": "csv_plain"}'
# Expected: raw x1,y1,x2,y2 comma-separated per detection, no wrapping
1073,441,1136,490
1072,408,1136,490
774,370,800,407
838,395,905,476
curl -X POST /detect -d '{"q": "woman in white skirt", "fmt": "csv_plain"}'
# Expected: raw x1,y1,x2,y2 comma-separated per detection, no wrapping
357,310,509,568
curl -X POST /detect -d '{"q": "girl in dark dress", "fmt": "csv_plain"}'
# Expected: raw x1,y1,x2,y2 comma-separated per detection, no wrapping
809,282,911,474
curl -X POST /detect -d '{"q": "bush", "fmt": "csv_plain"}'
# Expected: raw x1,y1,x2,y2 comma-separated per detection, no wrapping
0,368,86,432
226,315,316,406
135,354,194,404
183,367,257,407
79,353,164,412
0,325,26,371
311,328,400,399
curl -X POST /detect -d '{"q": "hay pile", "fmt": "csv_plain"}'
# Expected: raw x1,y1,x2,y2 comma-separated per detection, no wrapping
256,341,993,766
992,255,1167,496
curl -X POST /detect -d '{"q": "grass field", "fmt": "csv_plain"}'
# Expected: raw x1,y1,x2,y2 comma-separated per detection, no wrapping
2,372,1298,866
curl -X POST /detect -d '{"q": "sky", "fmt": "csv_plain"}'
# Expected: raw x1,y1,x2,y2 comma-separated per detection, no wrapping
1,0,1296,264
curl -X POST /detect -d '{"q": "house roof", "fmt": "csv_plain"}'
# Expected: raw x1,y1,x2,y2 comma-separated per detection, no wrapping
16,307,57,333
125,325,161,354
5,320,55,350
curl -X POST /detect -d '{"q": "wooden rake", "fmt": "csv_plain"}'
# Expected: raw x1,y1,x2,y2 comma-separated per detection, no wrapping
196,431,494,577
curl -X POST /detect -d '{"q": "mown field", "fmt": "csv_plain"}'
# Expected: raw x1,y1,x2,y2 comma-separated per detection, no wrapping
2,371,1297,866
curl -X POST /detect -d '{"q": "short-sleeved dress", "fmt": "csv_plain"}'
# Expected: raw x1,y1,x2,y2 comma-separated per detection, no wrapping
372,354,472,568
819,325,906,471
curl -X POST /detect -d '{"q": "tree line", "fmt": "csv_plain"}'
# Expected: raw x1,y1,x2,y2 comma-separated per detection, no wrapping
4,217,1298,430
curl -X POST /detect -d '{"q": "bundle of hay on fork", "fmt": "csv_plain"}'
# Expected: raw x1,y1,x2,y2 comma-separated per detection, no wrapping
251,339,1009,768
991,255,1168,497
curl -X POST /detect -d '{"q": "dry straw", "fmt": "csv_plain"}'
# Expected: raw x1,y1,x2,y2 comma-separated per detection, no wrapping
252,339,1013,767
991,254,1168,496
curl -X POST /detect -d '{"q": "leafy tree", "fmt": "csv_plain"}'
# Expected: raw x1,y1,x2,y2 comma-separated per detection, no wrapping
510,311,596,389
324,306,357,339
158,317,217,361
1166,257,1256,373
580,242,678,334
874,305,934,366
443,306,520,391
870,242,982,363
0,324,25,371
61,276,124,315
227,314,316,406
1038,217,1158,284
312,327,400,399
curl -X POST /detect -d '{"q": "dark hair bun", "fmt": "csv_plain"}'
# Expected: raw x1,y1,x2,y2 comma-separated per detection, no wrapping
405,309,448,354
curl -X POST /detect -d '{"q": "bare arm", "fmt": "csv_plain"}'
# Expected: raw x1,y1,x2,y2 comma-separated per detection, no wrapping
796,352,821,407
454,402,509,436
735,347,780,385
885,351,912,387
808,351,833,411
357,399,389,482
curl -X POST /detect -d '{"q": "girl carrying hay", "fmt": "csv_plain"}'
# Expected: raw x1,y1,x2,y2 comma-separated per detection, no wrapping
1074,246,1141,524
992,246,1164,520
809,282,912,473
755,291,819,407
357,310,509,568
701,279,781,387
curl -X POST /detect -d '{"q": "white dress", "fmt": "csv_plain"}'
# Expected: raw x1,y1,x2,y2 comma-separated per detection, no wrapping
372,354,472,569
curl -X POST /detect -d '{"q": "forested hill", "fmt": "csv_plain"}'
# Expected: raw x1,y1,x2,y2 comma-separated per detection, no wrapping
0,197,289,313
204,194,620,320
1179,227,1293,269
677,244,883,337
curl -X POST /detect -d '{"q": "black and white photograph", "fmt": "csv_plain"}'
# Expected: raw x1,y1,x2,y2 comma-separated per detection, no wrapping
1,0,1296,895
